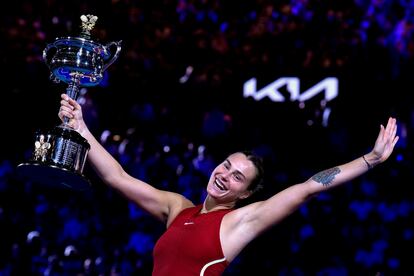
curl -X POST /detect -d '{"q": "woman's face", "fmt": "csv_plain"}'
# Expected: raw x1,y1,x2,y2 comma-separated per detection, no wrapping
206,152,257,203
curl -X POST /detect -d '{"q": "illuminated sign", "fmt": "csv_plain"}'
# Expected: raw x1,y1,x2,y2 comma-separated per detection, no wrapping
243,77,338,103
243,77,339,126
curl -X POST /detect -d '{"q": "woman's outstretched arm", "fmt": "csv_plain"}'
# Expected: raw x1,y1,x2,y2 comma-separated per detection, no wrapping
223,117,399,261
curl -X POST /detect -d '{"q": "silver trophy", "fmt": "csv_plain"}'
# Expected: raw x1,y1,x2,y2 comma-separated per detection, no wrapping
17,15,122,190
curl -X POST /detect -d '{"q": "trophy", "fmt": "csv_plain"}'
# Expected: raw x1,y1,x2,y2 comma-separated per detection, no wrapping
17,15,122,190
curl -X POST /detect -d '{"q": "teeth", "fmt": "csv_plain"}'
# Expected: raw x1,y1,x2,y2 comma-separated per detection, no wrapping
215,179,225,191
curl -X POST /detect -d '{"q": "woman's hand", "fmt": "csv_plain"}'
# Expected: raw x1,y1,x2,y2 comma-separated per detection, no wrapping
370,117,399,166
58,93,87,135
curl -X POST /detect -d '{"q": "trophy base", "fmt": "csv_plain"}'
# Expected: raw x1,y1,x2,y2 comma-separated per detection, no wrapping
16,161,91,191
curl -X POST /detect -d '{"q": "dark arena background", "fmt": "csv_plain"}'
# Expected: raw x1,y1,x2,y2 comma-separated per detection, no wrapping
1,0,414,275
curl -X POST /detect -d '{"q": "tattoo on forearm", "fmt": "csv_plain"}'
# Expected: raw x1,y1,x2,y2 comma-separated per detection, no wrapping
311,167,341,187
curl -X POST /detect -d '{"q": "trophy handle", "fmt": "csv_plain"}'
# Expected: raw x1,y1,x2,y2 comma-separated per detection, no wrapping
43,43,61,83
103,40,122,71
42,42,55,66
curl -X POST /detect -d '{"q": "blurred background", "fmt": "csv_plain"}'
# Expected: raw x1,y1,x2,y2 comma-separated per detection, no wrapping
1,0,414,275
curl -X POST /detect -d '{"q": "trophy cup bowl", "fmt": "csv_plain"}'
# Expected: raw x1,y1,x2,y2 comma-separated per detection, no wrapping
17,15,121,191
44,34,121,87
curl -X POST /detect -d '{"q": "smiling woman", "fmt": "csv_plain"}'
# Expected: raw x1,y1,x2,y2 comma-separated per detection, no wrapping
56,91,400,276
205,152,264,204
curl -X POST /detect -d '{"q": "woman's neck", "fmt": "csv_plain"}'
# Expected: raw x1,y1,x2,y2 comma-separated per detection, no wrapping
201,196,235,214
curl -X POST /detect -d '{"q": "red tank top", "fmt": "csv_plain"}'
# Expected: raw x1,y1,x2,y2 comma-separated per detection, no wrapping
152,204,233,276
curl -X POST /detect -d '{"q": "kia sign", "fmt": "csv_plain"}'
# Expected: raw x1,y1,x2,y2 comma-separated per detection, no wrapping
243,77,338,103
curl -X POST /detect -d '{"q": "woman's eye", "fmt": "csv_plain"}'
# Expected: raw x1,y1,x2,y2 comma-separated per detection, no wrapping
233,174,241,181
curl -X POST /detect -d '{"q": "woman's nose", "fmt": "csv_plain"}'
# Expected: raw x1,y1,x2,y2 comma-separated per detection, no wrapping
221,171,232,181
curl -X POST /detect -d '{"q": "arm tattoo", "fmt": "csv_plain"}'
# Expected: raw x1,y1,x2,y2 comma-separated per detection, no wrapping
311,167,341,187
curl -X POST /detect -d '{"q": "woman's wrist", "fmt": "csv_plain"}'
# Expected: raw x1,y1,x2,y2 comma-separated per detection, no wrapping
362,155,373,169
362,153,381,169
74,121,88,137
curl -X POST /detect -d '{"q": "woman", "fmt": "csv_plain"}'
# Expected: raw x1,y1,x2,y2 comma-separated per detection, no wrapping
59,93,399,276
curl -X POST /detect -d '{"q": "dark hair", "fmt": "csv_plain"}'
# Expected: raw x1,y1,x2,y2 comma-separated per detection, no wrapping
240,150,264,194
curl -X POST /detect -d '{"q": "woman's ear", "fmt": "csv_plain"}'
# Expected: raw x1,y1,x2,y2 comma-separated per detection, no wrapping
239,190,253,200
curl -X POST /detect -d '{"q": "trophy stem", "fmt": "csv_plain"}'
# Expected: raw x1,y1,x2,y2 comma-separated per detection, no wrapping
66,72,81,100
63,73,81,125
